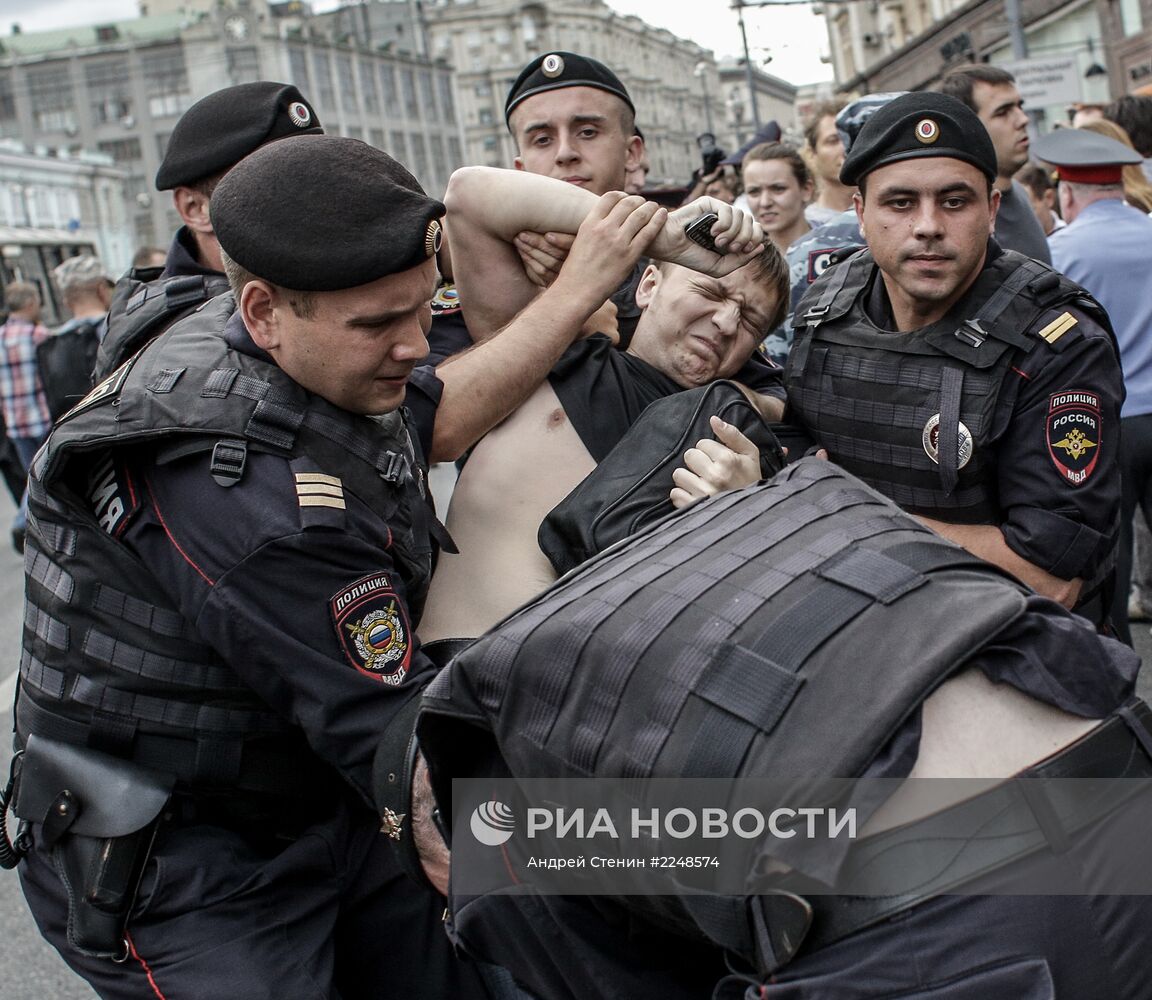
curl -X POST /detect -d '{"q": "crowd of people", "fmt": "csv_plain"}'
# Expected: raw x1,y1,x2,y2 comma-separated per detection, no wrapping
1,50,1151,1000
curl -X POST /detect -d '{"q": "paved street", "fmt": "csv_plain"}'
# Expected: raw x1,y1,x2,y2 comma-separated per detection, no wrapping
1,475,1150,996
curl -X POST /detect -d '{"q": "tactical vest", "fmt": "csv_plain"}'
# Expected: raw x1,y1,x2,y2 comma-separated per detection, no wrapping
419,458,1035,970
17,294,435,796
785,248,1114,524
95,265,232,382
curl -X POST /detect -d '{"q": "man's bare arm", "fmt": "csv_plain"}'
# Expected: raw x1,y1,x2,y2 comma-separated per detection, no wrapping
443,166,765,340
914,518,1083,608
430,192,665,462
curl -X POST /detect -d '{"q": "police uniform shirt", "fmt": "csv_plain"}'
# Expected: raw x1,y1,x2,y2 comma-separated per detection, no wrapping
846,239,1122,583
1049,198,1152,419
549,333,785,463
98,313,437,811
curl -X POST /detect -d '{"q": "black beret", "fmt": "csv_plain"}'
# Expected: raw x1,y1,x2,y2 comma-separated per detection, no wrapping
505,51,634,126
211,135,444,291
840,92,997,186
156,81,322,190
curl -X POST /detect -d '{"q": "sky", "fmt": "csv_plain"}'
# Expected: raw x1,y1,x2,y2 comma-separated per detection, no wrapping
0,0,833,86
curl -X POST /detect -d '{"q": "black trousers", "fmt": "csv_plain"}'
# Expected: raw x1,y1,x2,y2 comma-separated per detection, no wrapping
20,797,492,1000
1110,412,1152,644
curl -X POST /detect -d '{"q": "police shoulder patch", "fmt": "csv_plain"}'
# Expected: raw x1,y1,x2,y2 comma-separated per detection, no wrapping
1047,390,1101,486
431,281,462,316
330,573,413,684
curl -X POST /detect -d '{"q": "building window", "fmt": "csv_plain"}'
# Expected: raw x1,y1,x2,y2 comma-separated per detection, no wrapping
314,51,336,110
85,58,133,124
1120,0,1144,35
370,128,385,148
347,126,363,140
439,72,457,123
360,59,379,113
156,133,170,158
401,68,419,118
27,64,76,132
288,46,311,91
448,136,463,168
141,48,191,118
429,134,445,185
478,107,494,125
227,47,261,86
0,73,14,122
410,133,429,181
337,54,356,113
97,137,143,162
390,130,408,163
419,69,437,117
380,64,397,108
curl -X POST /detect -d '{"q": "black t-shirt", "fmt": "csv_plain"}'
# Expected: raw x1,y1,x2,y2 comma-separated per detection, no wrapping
548,334,785,462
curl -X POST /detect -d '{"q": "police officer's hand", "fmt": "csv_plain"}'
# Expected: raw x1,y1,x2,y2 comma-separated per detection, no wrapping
654,198,766,277
552,192,667,310
514,230,575,288
670,416,762,509
411,753,450,896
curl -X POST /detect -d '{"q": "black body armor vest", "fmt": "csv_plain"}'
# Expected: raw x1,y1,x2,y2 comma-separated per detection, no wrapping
95,266,232,382
785,248,1113,524
18,294,434,794
419,459,1037,976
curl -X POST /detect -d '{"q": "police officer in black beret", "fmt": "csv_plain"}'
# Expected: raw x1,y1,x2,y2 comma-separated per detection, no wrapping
783,91,1124,626
427,51,649,362
9,136,495,999
98,82,323,378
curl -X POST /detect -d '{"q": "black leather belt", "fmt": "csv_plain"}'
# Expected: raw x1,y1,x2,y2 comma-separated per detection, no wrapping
749,698,1152,975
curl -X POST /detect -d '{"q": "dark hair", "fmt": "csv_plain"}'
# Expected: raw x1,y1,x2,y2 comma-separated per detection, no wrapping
1015,161,1055,199
803,100,847,152
1104,96,1152,158
741,142,813,190
938,65,1017,111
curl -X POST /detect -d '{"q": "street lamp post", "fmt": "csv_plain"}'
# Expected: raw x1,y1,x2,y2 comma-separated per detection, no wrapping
732,0,762,133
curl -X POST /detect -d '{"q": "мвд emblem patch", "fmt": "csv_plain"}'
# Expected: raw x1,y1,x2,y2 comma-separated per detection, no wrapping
1047,390,1101,486
330,573,412,684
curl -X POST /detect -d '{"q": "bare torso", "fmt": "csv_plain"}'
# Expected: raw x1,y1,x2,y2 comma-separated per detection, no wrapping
419,382,597,641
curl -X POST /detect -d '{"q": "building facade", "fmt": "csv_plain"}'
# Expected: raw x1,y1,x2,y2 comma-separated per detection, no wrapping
420,0,745,188
717,58,800,151
0,0,464,250
820,0,1150,121
0,142,130,321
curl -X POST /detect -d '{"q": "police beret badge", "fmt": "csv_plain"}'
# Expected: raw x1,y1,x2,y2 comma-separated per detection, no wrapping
915,119,940,144
542,53,565,78
1047,390,1101,486
330,573,413,684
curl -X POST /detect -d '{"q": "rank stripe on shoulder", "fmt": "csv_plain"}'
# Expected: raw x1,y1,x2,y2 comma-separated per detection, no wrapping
1039,311,1077,344
295,472,342,487
296,483,344,498
295,471,345,509
299,495,346,509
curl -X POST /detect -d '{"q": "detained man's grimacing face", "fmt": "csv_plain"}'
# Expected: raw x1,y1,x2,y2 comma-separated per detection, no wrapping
510,86,642,196
629,262,781,388
855,157,999,331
